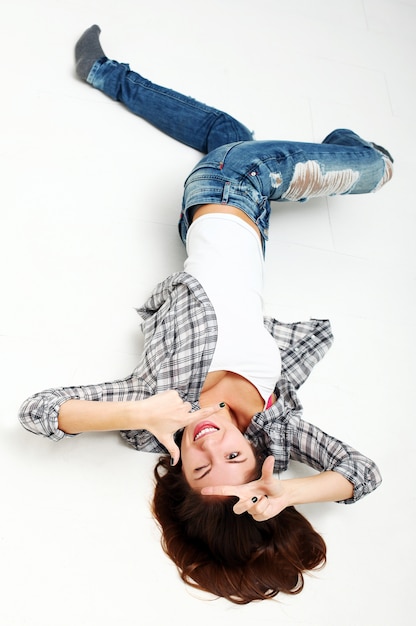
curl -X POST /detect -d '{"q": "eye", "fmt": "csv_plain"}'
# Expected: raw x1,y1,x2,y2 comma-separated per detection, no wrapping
226,452,240,460
194,464,209,473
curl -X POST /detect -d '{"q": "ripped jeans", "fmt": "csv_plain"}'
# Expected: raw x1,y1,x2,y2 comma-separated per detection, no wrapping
87,59,393,250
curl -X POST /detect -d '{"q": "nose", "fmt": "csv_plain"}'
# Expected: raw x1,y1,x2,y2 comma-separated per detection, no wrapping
199,432,220,450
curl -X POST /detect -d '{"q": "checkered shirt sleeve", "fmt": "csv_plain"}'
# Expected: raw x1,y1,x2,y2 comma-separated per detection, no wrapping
18,272,217,450
18,375,153,442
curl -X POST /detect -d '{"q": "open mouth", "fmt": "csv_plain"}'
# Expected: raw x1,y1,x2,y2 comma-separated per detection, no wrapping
193,421,220,441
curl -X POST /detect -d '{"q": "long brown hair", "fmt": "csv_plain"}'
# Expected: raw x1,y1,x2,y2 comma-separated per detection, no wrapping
152,455,326,604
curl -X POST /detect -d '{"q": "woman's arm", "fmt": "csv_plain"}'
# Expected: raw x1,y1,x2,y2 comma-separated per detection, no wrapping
18,375,151,441
58,391,192,434
58,391,221,464
288,415,382,503
19,379,221,464
281,469,354,506
201,456,354,521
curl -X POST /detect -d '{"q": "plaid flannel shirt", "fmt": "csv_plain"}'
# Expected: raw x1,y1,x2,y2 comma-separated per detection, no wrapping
19,272,381,503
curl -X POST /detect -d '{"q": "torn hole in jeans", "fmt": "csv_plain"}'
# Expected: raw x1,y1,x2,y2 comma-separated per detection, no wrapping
281,160,360,201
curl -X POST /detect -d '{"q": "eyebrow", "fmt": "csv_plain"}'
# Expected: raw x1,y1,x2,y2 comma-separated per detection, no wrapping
194,458,248,481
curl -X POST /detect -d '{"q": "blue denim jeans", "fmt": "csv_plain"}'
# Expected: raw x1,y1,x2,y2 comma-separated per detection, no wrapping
88,58,393,250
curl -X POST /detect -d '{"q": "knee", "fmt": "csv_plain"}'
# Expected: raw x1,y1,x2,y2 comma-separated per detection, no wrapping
206,112,253,152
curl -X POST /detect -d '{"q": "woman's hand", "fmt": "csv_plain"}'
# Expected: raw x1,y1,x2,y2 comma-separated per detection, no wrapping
201,456,355,519
201,456,290,521
138,390,222,466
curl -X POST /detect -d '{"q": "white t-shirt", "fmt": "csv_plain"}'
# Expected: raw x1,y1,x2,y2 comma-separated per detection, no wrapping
184,213,281,406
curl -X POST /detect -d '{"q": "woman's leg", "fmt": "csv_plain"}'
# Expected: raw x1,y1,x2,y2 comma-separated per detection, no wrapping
271,131,393,199
201,133,393,203
180,134,393,247
75,26,253,153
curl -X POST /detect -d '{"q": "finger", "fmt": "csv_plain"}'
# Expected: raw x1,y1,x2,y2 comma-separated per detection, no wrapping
252,499,283,522
191,403,225,418
261,455,275,480
162,439,180,467
201,484,243,498
174,403,219,428
251,496,271,517
233,495,268,516
233,499,252,515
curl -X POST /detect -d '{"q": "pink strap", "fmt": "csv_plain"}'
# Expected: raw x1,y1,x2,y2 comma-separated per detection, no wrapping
266,394,274,409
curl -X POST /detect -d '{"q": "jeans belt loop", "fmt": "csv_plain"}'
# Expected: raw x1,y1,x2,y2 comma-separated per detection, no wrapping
221,181,231,204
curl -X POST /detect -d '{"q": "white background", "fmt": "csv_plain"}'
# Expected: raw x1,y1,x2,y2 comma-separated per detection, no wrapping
1,1,414,624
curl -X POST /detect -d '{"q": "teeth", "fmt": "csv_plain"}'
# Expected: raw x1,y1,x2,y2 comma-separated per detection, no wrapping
194,427,218,441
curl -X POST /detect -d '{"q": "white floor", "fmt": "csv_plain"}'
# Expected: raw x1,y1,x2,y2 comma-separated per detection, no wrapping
1,0,414,624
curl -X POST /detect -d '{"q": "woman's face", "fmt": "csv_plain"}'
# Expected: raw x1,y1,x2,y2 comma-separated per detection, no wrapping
180,412,257,490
